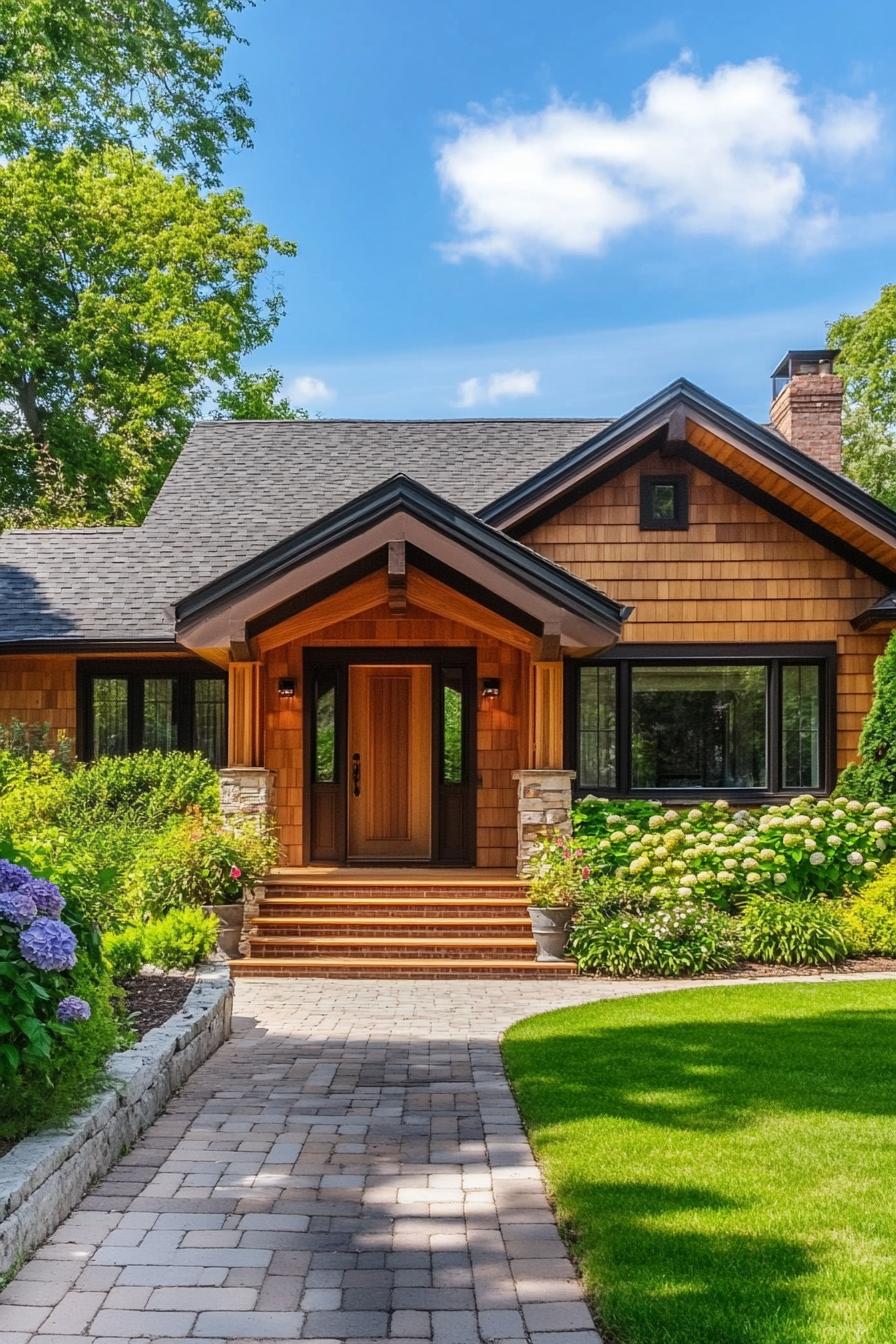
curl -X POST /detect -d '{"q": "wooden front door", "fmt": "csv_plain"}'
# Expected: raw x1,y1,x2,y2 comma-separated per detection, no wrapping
347,665,432,860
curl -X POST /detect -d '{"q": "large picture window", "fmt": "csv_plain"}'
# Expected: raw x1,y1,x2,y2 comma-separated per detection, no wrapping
78,661,227,766
571,648,833,798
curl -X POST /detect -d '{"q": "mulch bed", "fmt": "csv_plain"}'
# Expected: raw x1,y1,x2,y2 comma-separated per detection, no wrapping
700,955,896,979
119,968,196,1037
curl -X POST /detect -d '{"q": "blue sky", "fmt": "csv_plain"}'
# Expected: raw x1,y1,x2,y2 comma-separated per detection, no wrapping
221,0,896,422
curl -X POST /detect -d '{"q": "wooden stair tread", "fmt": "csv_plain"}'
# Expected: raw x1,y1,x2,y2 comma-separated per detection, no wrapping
253,915,531,927
249,935,535,948
260,895,531,908
267,874,524,889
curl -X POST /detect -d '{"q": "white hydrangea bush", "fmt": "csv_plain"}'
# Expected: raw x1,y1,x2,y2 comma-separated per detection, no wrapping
572,795,896,907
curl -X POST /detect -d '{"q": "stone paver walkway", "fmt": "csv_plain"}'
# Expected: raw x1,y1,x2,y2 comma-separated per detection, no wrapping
2,972,879,1344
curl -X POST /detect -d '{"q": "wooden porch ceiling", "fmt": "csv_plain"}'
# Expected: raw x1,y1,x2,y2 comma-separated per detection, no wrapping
253,565,539,655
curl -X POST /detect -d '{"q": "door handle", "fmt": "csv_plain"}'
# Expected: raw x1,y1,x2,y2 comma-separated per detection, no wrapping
352,752,361,797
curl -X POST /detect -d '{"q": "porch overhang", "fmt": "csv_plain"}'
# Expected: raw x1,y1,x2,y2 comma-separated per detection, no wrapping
174,475,629,656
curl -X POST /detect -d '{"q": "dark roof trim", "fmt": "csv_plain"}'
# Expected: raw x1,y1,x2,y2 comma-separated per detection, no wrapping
0,640,184,655
176,474,627,633
480,378,896,549
852,596,896,631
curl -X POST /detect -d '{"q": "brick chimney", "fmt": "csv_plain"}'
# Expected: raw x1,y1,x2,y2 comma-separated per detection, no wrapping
769,349,843,472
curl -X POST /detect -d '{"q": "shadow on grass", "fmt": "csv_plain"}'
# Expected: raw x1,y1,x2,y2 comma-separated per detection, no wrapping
503,991,896,1343
503,1004,896,1133
563,1179,814,1344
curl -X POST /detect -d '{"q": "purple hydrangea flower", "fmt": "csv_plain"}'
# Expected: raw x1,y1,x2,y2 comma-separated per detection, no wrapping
22,878,65,918
19,917,77,971
56,995,91,1023
0,888,37,927
0,859,32,890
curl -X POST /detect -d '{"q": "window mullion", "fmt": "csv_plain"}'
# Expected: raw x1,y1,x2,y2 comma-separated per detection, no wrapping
768,661,781,793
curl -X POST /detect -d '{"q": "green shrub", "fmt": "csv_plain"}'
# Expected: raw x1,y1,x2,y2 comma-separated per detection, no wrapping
141,907,219,970
568,899,740,977
128,812,278,917
837,630,896,801
739,896,848,965
103,927,145,981
0,720,73,767
60,751,219,827
839,859,896,955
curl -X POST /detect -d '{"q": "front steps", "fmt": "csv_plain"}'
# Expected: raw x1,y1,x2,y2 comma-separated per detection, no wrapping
231,872,578,978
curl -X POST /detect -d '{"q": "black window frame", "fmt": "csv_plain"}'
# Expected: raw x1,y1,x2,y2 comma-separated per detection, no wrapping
77,659,227,764
639,473,689,530
565,643,836,802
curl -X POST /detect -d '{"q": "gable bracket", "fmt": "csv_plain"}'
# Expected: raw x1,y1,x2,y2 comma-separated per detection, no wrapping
388,538,407,613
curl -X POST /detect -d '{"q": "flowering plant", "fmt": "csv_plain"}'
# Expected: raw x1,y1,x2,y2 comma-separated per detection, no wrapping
0,851,94,1079
572,795,896,908
526,833,593,908
568,896,739,976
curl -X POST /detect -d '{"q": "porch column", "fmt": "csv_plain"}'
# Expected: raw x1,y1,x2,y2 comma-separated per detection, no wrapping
221,663,274,959
531,659,564,768
512,769,576,875
227,661,264,767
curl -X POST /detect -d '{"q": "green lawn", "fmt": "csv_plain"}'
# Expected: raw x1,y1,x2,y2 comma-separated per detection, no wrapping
502,981,896,1344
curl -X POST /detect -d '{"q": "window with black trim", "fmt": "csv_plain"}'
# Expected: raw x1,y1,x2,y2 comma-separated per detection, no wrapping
640,474,688,530
78,661,227,766
571,650,832,797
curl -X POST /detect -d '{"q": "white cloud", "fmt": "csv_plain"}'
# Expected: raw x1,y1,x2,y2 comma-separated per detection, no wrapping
291,374,334,402
455,368,541,407
436,58,881,265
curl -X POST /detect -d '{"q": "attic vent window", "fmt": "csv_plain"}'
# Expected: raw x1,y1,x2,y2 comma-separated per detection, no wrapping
640,474,689,531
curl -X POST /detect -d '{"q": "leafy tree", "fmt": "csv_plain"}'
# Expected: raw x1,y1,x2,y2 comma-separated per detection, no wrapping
0,0,252,184
838,629,896,801
829,286,896,509
0,148,295,526
214,369,308,420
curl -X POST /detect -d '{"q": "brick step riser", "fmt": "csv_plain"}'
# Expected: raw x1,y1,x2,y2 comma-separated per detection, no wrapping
259,903,531,919
247,944,538,961
253,923,531,936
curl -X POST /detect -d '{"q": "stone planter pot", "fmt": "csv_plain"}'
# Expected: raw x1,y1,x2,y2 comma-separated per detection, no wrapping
527,905,574,963
202,901,244,960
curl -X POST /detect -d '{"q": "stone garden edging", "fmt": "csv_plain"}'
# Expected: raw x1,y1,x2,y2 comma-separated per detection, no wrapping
0,959,233,1278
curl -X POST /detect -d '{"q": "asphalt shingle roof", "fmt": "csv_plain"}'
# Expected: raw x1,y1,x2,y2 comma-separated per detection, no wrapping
0,418,610,644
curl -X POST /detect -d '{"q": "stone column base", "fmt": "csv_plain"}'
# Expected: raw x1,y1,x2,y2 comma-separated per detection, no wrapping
511,769,576,876
219,766,275,818
219,768,277,957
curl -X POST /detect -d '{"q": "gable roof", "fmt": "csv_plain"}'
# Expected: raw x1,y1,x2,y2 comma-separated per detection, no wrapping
175,474,628,652
3,386,896,650
481,379,896,542
142,418,611,557
0,419,610,647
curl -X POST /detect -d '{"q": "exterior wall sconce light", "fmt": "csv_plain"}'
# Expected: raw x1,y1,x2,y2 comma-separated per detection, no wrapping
277,677,297,698
481,678,501,700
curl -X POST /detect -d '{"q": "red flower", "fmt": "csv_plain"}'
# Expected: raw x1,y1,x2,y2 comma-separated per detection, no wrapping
230,866,242,880
581,866,591,879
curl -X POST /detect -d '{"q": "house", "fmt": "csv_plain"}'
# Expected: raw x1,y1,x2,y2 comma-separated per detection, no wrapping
1,351,894,973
